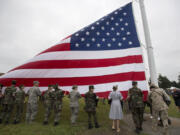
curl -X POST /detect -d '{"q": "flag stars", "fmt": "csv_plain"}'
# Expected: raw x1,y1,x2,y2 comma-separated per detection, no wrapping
96,32,100,36
112,38,116,42
86,31,90,35
97,43,101,47
111,17,114,20
81,38,85,42
122,37,126,41
121,27,124,31
102,38,106,42
120,18,123,22
75,33,79,36
106,22,110,25
101,18,104,21
106,32,110,36
125,23,128,26
96,22,100,25
101,26,105,30
116,32,120,36
123,12,127,16
92,38,95,42
118,42,122,46
128,41,133,45
91,26,95,30
115,23,119,26
107,43,111,47
127,32,131,35
111,27,115,31
86,43,90,47
75,43,79,47
114,11,118,15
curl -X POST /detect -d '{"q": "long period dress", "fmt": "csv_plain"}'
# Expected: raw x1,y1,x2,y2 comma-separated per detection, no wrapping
108,91,123,120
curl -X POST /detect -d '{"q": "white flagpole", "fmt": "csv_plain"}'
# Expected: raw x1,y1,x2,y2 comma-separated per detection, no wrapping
138,0,158,86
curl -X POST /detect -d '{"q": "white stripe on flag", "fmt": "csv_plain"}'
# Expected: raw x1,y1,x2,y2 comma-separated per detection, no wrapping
2,63,145,78
27,47,143,62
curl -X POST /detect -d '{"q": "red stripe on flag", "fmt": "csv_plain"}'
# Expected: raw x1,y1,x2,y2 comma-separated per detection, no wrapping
10,55,143,71
38,43,70,55
0,72,146,87
81,90,148,101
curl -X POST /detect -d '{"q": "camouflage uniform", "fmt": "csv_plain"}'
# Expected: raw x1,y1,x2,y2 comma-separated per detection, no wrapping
84,91,99,129
128,86,144,132
53,87,64,125
148,87,169,135
43,89,55,123
0,85,17,123
26,86,41,123
14,88,25,123
69,89,81,124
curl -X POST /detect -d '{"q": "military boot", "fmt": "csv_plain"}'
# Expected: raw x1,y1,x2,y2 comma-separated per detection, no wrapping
95,122,100,128
54,122,59,126
135,128,140,134
88,123,93,129
13,120,17,124
43,121,48,125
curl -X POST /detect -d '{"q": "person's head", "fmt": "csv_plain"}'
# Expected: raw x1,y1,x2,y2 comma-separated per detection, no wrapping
53,83,59,90
19,84,25,90
113,85,118,91
33,81,39,87
12,80,16,86
48,85,53,91
150,84,158,91
132,81,138,87
0,84,3,89
72,85,78,91
89,85,94,92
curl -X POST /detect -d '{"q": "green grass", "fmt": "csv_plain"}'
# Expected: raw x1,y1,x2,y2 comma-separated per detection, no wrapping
0,96,179,135
0,97,115,135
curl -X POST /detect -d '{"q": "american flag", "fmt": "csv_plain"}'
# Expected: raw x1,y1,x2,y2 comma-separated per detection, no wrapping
0,3,148,99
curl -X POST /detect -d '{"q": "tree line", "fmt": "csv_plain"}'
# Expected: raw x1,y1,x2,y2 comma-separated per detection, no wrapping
158,74,180,89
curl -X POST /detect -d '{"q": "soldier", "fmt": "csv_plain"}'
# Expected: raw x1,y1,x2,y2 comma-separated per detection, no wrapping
0,80,17,124
68,85,81,125
53,84,64,126
127,81,144,134
84,85,99,129
13,84,25,124
148,84,170,135
43,85,54,125
26,81,41,123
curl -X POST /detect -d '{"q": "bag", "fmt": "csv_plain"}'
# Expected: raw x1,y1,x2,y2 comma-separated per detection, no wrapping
163,94,171,106
108,99,112,105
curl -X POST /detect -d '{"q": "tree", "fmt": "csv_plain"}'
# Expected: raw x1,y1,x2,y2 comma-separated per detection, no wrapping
158,74,171,89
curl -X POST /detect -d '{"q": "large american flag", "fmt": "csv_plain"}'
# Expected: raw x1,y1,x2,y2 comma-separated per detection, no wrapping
0,3,148,99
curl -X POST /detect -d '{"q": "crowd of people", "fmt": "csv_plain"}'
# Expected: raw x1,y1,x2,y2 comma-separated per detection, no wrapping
0,80,179,135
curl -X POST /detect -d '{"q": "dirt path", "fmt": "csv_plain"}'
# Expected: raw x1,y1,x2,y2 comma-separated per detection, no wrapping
122,113,180,135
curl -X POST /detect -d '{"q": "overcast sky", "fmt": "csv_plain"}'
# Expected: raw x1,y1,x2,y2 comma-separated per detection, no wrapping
0,0,179,81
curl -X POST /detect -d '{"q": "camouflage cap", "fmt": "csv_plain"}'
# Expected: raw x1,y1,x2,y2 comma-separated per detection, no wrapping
150,84,158,89
0,83,3,88
33,81,39,85
19,84,24,89
72,85,78,89
12,80,17,85
89,85,94,90
132,81,137,86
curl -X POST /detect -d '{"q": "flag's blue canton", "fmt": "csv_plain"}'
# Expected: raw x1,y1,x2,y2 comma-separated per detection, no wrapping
71,3,140,51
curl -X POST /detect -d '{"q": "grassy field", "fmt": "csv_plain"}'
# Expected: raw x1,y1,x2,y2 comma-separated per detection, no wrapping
0,96,179,135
